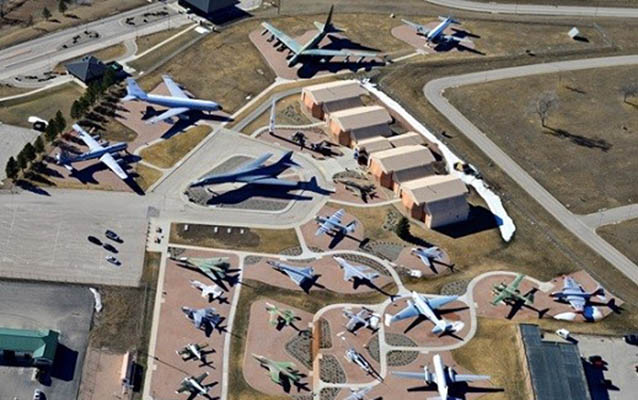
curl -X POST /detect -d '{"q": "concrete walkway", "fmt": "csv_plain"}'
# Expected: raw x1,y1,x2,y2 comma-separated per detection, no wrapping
426,0,638,17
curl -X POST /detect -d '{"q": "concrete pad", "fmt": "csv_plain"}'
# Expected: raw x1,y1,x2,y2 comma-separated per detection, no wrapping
393,246,453,277
256,128,344,161
78,349,126,400
391,23,476,54
300,205,365,252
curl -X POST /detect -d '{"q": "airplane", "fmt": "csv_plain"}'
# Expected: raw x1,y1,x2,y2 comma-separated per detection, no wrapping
491,274,535,306
261,5,379,67
344,386,372,400
190,280,224,302
266,302,297,328
343,307,377,334
189,151,315,189
268,99,276,134
385,291,461,335
123,75,221,124
175,256,231,282
336,179,377,202
176,372,211,398
177,343,209,363
345,346,382,381
333,256,379,288
267,260,317,291
392,353,490,400
411,246,448,273
182,307,223,331
550,276,605,312
315,209,357,237
401,16,467,45
56,124,129,180
252,354,302,384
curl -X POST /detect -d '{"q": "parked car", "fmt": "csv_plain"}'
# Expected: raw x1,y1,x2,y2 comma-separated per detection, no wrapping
105,230,122,242
624,334,638,345
103,243,118,254
33,389,44,400
106,256,121,266
87,236,102,246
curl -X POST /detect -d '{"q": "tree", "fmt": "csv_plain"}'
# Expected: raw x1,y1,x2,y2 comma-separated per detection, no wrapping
55,110,66,132
535,91,559,128
22,143,36,162
45,119,58,142
102,67,117,90
394,216,411,240
621,83,638,104
34,136,45,153
16,151,28,170
42,7,52,21
5,157,18,180
58,0,67,14
70,100,82,119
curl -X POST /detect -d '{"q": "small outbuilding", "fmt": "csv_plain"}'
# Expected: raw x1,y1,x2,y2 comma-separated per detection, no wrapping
65,56,106,83
368,145,436,191
400,174,469,228
301,80,367,120
0,327,59,368
328,105,392,147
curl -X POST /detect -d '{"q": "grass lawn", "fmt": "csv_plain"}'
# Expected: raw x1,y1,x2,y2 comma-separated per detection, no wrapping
446,65,638,215
240,94,314,135
135,27,187,54
598,218,638,265
170,223,300,255
0,82,83,127
129,28,203,74
139,125,212,168
54,43,128,73
101,118,138,143
0,83,30,98
134,163,163,192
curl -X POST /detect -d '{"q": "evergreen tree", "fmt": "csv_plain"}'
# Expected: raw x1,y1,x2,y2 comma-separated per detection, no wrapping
70,100,82,119
5,157,18,180
16,151,28,170
34,136,45,153
23,143,36,162
58,0,67,14
55,110,66,132
394,216,411,240
45,119,58,142
42,7,52,21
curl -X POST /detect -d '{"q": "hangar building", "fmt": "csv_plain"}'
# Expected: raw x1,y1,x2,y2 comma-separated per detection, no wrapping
328,105,392,147
400,174,469,228
368,145,436,191
301,80,366,120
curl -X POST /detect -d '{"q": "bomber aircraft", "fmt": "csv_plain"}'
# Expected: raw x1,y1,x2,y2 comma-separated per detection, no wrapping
386,291,462,335
344,387,372,400
343,307,377,334
266,302,298,328
411,246,449,273
177,343,210,364
491,274,535,306
176,256,231,283
176,372,212,398
551,276,605,312
182,307,223,332
315,209,356,237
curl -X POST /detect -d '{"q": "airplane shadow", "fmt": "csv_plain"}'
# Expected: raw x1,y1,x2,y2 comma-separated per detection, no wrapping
432,37,485,55
272,268,326,293
68,153,145,195
206,185,314,206
582,357,619,400
352,277,394,299
407,382,503,399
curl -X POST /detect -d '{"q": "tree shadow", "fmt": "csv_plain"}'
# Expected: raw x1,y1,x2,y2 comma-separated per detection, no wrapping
544,127,612,152
15,179,51,196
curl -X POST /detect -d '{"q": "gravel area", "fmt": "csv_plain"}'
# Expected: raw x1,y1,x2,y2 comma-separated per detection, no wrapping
280,247,304,256
318,318,332,349
440,280,470,296
285,330,313,369
244,255,262,265
367,241,405,261
367,333,417,363
387,350,420,367
319,354,346,384
320,387,342,400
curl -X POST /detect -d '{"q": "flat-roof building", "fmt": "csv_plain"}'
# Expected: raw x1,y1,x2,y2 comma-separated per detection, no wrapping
0,327,59,368
301,80,366,120
368,145,435,191
178,0,237,14
400,174,469,228
328,105,392,147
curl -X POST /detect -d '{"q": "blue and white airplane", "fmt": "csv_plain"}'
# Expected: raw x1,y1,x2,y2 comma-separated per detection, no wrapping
402,16,465,45
261,5,379,67
123,75,221,124
56,124,129,180
267,260,316,287
386,291,463,335
189,151,310,188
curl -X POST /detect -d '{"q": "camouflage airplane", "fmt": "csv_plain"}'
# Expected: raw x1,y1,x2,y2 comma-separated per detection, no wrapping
176,256,231,282
491,274,535,306
176,372,211,398
265,302,298,328
252,354,302,384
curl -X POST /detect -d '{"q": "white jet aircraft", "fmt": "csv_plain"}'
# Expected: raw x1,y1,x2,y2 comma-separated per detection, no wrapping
333,256,379,287
411,247,446,273
402,16,467,45
190,280,224,301
386,291,462,335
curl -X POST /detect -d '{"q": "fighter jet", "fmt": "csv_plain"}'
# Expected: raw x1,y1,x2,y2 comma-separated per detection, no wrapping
123,75,221,124
182,307,223,331
411,246,448,273
176,372,211,398
177,343,210,363
491,274,535,306
267,260,317,290
344,386,372,400
385,291,461,335
551,276,605,312
401,16,466,45
189,151,315,189
261,5,379,67
315,209,357,237
56,124,129,180
176,256,231,282
343,307,377,334
252,354,302,384
333,257,379,288
392,353,490,400
190,280,224,302
345,346,382,381
266,302,298,328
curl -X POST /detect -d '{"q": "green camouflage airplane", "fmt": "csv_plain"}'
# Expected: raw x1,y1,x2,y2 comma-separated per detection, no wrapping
253,354,302,384
265,303,297,327
176,256,230,281
491,273,535,306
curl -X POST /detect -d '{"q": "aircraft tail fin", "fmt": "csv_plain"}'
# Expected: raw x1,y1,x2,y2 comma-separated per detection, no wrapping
279,151,300,168
345,221,357,234
55,149,74,168
439,15,460,24
432,319,453,335
123,78,146,101
592,287,605,297
315,5,342,33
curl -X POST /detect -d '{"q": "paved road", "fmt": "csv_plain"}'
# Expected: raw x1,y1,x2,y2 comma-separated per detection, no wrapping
427,0,638,17
0,1,189,82
581,203,638,228
424,55,638,285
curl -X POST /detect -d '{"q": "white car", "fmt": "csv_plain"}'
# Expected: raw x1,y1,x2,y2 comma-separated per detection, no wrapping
556,328,571,340
33,389,44,400
106,256,121,266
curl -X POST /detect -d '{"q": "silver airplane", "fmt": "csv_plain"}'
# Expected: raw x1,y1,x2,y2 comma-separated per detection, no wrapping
411,247,445,272
56,124,128,180
392,353,489,400
344,386,372,400
333,257,379,286
386,291,461,335
401,16,466,45
189,151,315,189
267,260,316,287
176,372,211,398
345,346,381,381
343,307,376,334
123,75,221,124
261,5,379,67
550,276,605,312
182,307,223,331
315,209,357,236
190,280,224,301
177,343,209,363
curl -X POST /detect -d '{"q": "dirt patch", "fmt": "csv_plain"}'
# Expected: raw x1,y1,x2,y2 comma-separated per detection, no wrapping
597,218,638,265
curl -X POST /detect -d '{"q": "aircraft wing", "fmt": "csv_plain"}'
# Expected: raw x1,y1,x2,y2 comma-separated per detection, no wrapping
146,106,190,124
73,124,101,151
563,276,579,291
567,296,586,311
267,365,281,382
453,373,490,383
162,75,188,98
401,18,431,35
491,290,508,305
247,177,299,187
392,371,431,381
176,382,189,393
426,295,458,310
234,153,273,174
261,22,302,54
302,48,378,58
391,303,419,323
99,153,128,180
417,253,433,267
508,274,525,291
194,372,208,383
193,311,203,329
329,209,345,225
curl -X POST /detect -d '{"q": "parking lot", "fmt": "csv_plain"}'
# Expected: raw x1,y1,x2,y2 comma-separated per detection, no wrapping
0,123,40,181
0,280,94,400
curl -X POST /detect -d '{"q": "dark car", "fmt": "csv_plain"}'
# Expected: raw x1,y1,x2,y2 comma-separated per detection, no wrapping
87,236,102,246
624,334,638,345
103,243,119,254
105,230,122,242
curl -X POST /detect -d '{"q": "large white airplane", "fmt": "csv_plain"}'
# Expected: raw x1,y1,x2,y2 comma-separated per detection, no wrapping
401,16,466,45
392,353,490,400
56,124,129,180
386,291,462,335
123,75,221,124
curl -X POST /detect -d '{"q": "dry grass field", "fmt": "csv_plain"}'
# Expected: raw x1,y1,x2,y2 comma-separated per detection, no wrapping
446,65,638,215
0,82,29,98
135,27,186,54
140,125,212,168
129,28,203,74
598,218,638,265
134,163,163,192
0,82,83,126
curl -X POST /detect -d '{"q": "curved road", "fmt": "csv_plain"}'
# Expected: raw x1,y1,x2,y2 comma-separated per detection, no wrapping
427,0,638,17
424,54,638,285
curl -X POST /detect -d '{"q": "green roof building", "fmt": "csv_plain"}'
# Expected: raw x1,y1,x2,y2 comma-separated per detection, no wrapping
0,328,59,367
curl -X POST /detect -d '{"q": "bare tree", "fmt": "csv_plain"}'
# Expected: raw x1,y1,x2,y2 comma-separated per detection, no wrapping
535,91,559,128
621,83,638,104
